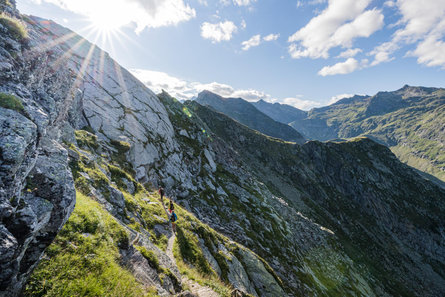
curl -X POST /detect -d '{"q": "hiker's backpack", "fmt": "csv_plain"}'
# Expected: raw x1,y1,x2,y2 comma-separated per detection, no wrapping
171,212,178,222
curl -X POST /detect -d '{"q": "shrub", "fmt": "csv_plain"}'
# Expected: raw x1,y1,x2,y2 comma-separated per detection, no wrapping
0,92,24,112
0,13,28,41
136,246,160,271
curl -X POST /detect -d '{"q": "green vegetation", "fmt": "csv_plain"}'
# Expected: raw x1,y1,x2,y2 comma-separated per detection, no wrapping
175,226,213,275
23,192,148,297
136,246,160,271
288,88,445,182
0,92,24,112
0,13,28,41
75,130,99,151
173,237,232,297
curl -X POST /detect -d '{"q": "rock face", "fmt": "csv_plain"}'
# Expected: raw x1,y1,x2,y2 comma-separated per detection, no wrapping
0,4,75,296
0,6,287,297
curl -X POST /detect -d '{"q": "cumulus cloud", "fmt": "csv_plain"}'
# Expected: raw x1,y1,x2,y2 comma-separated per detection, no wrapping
201,21,237,42
263,33,280,41
318,58,360,76
288,0,384,59
280,96,322,110
241,33,280,51
34,0,196,33
370,0,445,68
328,93,354,104
336,48,362,58
241,34,261,50
130,69,323,110
130,69,196,100
221,0,256,6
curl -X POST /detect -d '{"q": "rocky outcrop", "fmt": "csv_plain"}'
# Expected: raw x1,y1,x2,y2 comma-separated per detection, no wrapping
0,3,76,295
1,6,289,296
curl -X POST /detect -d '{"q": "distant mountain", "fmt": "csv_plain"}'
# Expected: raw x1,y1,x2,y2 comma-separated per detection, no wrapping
287,85,445,181
252,99,307,124
196,90,306,144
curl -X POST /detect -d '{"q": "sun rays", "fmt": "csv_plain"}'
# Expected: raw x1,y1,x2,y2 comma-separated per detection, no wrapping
21,15,139,130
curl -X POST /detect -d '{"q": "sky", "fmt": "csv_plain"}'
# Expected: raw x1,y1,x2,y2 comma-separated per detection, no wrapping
16,0,445,110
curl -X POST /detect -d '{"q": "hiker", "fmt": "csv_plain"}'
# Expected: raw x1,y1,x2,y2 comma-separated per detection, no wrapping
168,198,175,214
158,186,165,203
170,210,178,233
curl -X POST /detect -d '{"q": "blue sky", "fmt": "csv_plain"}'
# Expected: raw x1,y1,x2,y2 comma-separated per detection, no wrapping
17,0,445,109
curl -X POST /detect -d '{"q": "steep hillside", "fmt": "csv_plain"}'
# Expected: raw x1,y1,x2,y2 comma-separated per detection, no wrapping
1,2,444,297
195,90,305,144
287,86,445,182
187,100,445,297
0,6,285,297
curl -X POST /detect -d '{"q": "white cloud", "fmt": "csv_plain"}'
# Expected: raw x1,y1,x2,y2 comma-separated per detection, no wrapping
369,41,397,66
337,48,362,58
221,0,256,6
370,0,445,68
281,96,322,110
318,58,360,76
201,21,237,42
288,0,384,59
130,69,323,110
233,0,256,6
409,36,445,68
241,33,280,51
35,0,196,33
263,33,280,41
194,82,236,97
328,93,354,104
384,1,396,8
130,69,196,100
297,0,327,8
241,34,261,50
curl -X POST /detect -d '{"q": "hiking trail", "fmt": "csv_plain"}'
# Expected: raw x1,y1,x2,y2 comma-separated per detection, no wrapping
160,195,219,297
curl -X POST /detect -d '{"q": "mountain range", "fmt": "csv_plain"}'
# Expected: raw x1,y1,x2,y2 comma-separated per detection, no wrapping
256,87,444,183
195,90,306,144
0,2,444,297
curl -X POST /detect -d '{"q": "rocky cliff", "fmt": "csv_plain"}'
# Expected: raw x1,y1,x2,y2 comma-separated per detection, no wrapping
0,4,286,297
1,3,444,297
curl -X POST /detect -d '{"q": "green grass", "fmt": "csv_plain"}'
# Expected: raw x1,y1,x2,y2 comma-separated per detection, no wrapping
173,236,232,297
75,130,99,151
136,246,160,271
23,192,151,297
0,92,24,112
0,13,28,41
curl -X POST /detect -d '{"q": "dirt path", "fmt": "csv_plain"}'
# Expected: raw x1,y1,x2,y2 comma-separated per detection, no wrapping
183,277,220,297
160,196,220,297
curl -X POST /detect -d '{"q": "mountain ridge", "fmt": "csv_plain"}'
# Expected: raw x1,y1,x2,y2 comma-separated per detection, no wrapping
195,90,306,144
0,3,444,297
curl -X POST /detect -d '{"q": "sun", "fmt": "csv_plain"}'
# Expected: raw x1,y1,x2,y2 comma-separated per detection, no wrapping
88,12,123,33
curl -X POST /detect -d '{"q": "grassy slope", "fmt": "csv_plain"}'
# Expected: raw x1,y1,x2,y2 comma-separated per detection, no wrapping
25,127,274,297
291,88,445,181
